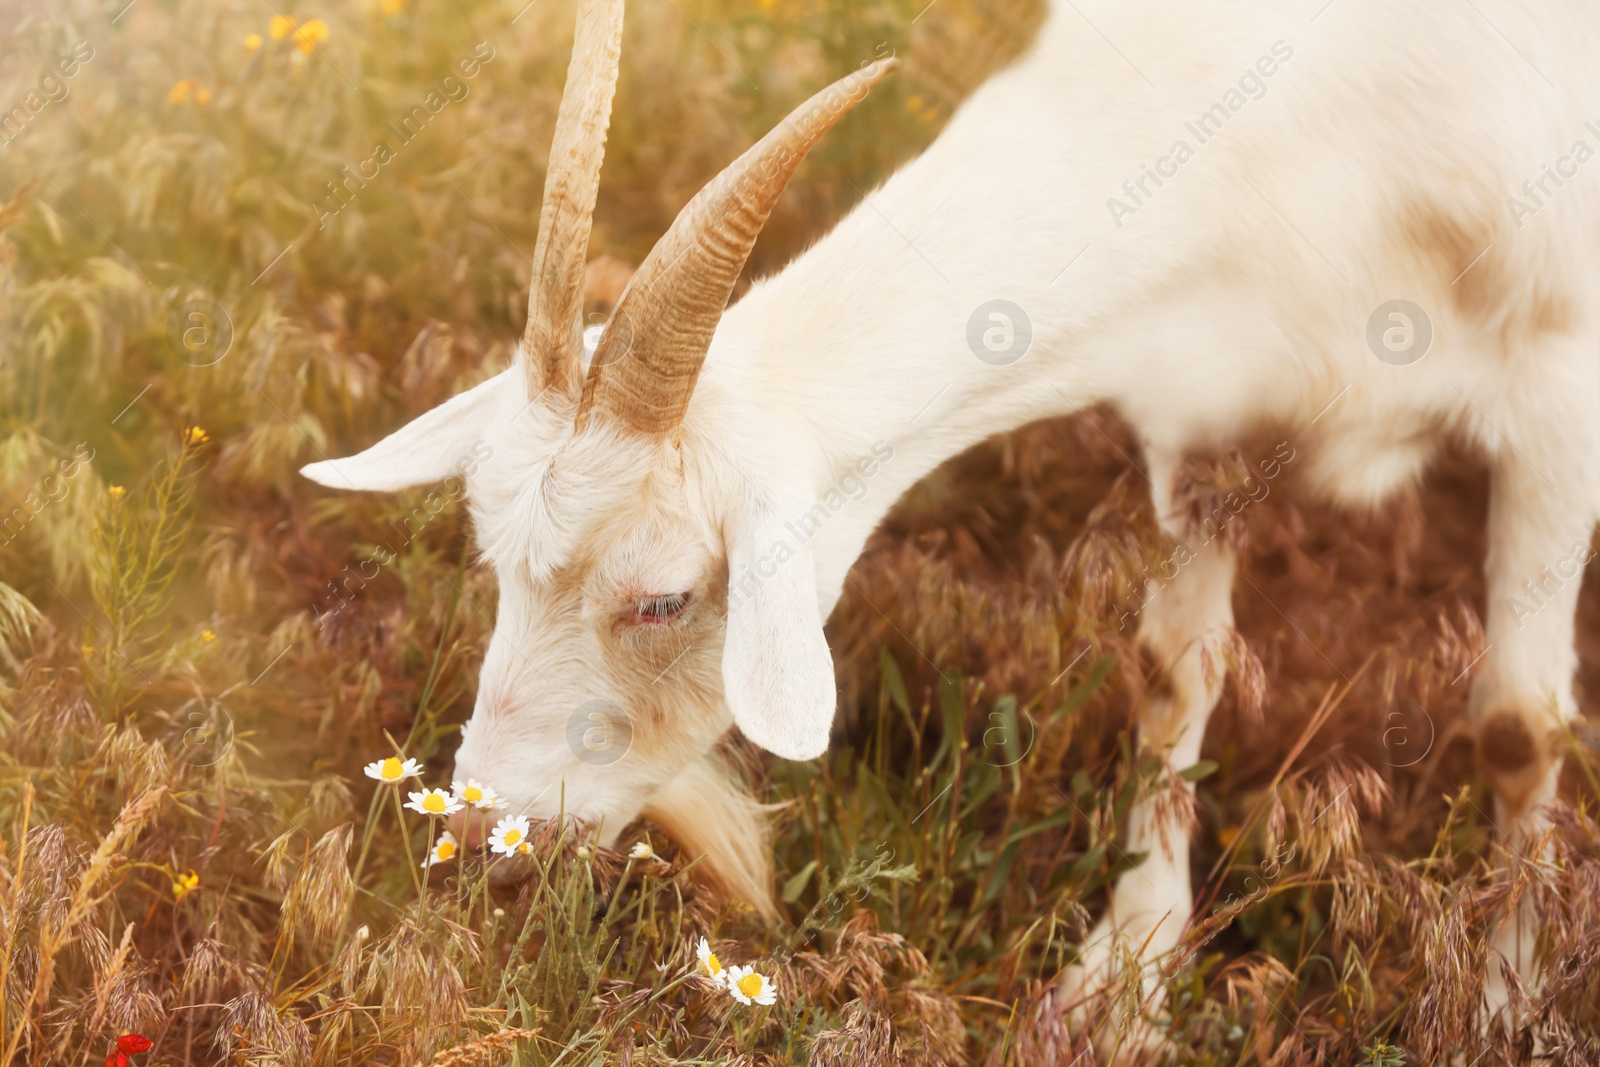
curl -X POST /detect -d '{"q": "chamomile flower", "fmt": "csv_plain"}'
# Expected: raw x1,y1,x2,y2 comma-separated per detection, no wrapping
695,936,725,981
424,830,459,867
363,755,422,783
451,778,501,810
487,815,532,856
725,964,777,1006
628,841,658,861
406,787,464,817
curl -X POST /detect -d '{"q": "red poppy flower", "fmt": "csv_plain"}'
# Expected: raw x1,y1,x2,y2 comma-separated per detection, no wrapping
117,1035,153,1054
104,1054,128,1067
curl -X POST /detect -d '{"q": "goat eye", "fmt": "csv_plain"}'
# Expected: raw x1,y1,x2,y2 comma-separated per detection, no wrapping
632,592,690,624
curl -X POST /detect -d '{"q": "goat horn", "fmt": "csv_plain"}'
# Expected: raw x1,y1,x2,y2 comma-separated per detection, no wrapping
523,0,626,402
577,56,899,434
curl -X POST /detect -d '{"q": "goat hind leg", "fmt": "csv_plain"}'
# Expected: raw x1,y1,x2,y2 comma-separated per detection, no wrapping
1471,359,1599,1021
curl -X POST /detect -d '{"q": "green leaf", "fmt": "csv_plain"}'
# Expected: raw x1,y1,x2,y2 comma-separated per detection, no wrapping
879,647,909,713
1179,759,1220,783
781,859,818,903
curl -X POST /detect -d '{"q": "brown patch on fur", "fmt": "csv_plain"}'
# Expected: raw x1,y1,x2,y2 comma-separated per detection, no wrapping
1399,198,1581,349
1401,201,1502,323
1475,710,1559,817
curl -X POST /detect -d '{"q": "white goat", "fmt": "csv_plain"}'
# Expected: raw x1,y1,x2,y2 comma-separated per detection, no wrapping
303,0,1600,1036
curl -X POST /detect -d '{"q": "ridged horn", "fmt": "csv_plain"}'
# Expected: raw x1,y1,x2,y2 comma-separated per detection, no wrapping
522,0,626,401
576,56,899,434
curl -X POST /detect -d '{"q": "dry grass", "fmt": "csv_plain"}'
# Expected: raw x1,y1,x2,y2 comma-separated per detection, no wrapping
2,0,1599,1064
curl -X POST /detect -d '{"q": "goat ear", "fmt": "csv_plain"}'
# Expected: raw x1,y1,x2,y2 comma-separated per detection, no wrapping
300,371,507,491
721,505,837,761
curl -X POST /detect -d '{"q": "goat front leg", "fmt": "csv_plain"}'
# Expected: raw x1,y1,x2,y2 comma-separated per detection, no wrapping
1063,448,1237,1050
1471,365,1599,1022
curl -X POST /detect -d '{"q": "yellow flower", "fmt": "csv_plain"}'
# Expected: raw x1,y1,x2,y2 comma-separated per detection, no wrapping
406,787,464,817
107,485,125,499
172,869,200,900
628,841,657,861
380,0,407,12
293,18,329,54
200,629,216,642
424,830,458,867
695,937,724,980
195,86,212,104
184,425,210,446
725,965,776,1006
488,815,531,856
268,14,297,39
451,778,501,811
244,32,264,51
166,78,199,104
363,755,423,782
81,642,94,657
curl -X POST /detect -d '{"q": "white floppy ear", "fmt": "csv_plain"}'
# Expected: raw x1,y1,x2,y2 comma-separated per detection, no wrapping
721,502,837,761
300,370,509,491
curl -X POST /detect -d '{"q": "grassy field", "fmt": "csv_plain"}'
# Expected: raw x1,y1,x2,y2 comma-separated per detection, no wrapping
2,0,1599,1064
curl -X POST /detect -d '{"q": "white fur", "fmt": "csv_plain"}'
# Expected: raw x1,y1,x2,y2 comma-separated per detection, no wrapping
307,0,1600,1036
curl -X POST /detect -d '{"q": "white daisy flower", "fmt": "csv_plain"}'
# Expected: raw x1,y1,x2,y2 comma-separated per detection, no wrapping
424,830,459,867
487,815,532,856
628,841,658,861
406,787,464,817
363,755,422,783
451,778,502,810
725,964,776,1006
695,936,725,981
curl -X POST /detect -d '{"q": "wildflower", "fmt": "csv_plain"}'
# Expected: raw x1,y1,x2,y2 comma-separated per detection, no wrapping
380,0,407,12
244,31,263,51
268,14,296,39
575,845,592,860
184,425,210,446
487,815,531,856
725,964,777,1006
105,1032,152,1067
166,79,211,104
492,907,505,917
406,787,464,817
107,485,125,499
292,18,329,54
200,629,216,642
628,841,657,861
171,869,199,900
363,755,422,783
424,830,458,867
356,924,370,940
695,936,724,980
452,777,501,810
